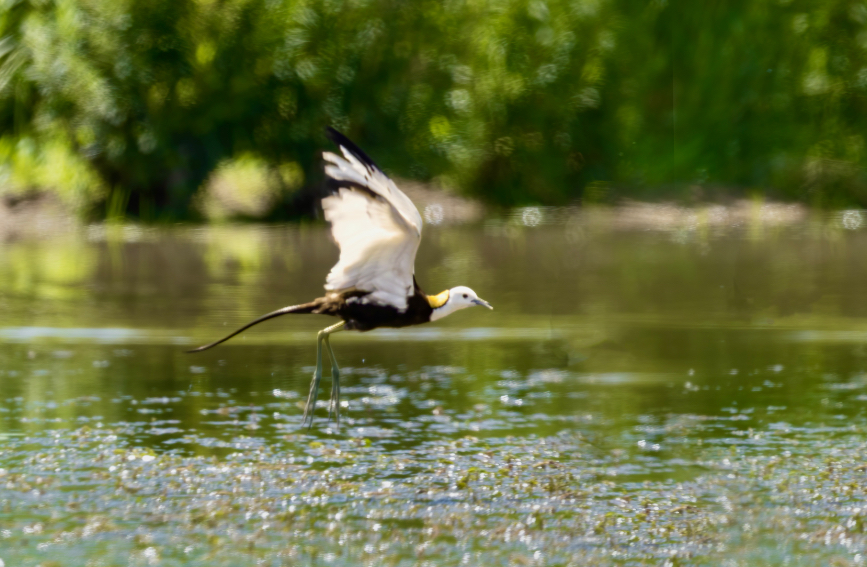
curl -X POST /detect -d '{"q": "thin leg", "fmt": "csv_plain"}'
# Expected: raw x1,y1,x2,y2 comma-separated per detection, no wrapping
302,321,345,429
324,332,341,427
301,329,326,429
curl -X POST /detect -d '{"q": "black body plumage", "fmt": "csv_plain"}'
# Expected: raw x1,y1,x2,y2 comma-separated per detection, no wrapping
187,279,434,353
331,279,433,331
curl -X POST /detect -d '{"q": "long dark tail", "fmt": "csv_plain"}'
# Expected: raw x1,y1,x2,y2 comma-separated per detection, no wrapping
186,302,319,353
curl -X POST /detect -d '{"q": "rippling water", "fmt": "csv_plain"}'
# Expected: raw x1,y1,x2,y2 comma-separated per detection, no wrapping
2,205,867,565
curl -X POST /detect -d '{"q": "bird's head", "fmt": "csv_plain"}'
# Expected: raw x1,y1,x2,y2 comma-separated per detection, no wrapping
428,286,493,321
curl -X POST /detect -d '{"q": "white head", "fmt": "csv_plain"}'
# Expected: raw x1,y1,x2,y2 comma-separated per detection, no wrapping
428,286,493,322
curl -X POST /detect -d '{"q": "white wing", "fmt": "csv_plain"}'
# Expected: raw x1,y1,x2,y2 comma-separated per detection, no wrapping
321,129,423,310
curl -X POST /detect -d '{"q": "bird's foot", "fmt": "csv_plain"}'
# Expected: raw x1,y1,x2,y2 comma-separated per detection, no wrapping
327,367,341,429
302,366,322,429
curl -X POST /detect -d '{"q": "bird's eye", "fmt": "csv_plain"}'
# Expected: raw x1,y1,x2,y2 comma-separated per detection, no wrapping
462,294,468,299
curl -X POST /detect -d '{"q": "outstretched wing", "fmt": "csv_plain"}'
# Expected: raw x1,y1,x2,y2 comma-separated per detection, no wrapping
321,128,423,311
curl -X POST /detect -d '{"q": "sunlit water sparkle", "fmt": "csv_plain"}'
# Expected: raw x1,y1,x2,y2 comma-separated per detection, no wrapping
2,208,867,565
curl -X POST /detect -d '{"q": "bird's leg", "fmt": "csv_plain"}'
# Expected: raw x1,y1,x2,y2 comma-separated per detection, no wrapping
302,321,345,429
301,329,326,429
323,324,344,427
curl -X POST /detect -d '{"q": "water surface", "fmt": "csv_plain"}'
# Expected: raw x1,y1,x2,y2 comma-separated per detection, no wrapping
2,205,867,565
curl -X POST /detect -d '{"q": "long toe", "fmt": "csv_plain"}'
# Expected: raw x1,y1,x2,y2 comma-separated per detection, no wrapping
334,381,341,430
332,389,341,430
327,389,334,421
327,382,339,429
332,376,341,430
302,384,313,424
303,372,321,429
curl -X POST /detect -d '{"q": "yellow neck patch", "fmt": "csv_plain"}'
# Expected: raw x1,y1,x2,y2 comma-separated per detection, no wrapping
427,290,450,309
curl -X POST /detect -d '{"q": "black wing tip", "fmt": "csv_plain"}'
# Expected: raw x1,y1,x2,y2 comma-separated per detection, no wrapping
324,126,350,147
325,126,345,142
325,126,379,170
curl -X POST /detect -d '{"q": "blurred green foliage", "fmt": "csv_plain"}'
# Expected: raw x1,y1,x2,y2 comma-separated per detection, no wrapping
1,0,867,219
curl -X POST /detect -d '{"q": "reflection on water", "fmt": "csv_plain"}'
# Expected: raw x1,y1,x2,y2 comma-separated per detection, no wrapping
2,206,867,564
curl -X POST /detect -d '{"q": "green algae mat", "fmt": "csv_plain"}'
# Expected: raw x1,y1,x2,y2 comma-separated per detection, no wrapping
3,208,867,565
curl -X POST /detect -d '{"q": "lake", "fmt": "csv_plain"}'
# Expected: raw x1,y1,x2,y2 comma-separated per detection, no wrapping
2,202,867,565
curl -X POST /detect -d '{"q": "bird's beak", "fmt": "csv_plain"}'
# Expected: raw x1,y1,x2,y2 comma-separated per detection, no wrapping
472,298,493,310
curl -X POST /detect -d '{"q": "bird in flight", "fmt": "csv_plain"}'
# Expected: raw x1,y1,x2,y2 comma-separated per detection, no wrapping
188,127,492,428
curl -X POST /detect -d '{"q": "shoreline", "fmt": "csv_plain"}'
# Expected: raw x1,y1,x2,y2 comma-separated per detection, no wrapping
3,188,860,241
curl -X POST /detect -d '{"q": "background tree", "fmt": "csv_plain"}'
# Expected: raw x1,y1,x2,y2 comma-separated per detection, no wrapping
1,0,866,220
